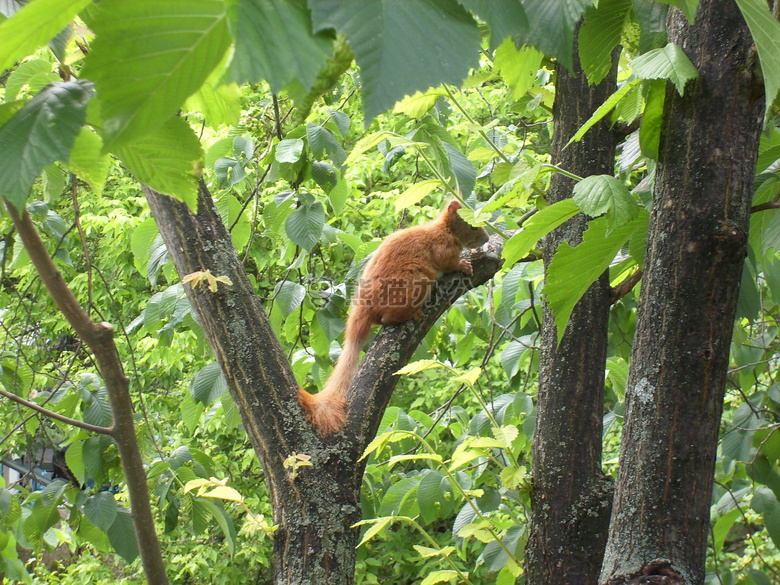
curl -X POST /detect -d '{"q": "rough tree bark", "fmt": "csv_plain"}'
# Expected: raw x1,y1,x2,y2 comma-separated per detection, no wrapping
143,183,501,584
524,35,618,585
599,2,765,584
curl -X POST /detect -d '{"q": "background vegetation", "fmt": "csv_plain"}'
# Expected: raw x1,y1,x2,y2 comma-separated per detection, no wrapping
0,0,778,584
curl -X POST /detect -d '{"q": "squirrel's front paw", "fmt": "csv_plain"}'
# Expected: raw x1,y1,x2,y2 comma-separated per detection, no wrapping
459,259,473,275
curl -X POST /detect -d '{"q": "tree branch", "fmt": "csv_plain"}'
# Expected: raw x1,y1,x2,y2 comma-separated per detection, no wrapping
3,199,169,585
0,387,112,435
345,236,504,459
610,269,643,304
751,200,780,214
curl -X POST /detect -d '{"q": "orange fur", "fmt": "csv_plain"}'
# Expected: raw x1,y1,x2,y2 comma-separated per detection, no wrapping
299,200,489,435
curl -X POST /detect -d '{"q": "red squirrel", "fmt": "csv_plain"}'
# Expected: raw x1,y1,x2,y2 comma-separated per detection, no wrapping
298,200,489,435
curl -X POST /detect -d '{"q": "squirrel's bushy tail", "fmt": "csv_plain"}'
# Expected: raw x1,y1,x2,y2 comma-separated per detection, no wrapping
299,305,373,435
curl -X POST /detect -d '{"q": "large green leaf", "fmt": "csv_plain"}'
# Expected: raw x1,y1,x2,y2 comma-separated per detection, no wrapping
84,492,118,533
566,79,640,146
114,116,202,209
455,0,528,50
735,0,780,119
190,362,227,405
23,500,61,545
227,0,332,93
572,174,639,233
285,199,325,251
107,509,139,563
67,127,110,193
273,281,306,318
578,0,630,85
0,80,92,211
5,59,59,100
0,0,92,73
518,0,591,72
493,38,544,101
417,470,454,524
630,43,699,96
310,0,481,122
751,486,780,549
544,211,647,343
632,0,669,54
639,80,665,160
81,0,231,149
502,199,580,266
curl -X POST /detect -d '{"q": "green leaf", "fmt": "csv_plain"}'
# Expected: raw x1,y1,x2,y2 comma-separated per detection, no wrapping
751,486,780,548
310,0,481,122
712,508,740,556
566,79,640,146
312,161,338,193
114,115,203,209
493,38,544,101
307,123,346,166
356,517,394,547
393,89,448,119
517,0,591,72
107,509,139,563
572,175,639,233
191,362,227,405
64,441,86,486
0,100,26,127
418,471,454,524
273,281,306,318
395,359,446,376
0,0,93,73
639,80,666,160
630,43,699,96
456,0,528,50
544,211,647,343
444,143,476,196
84,493,118,532
180,395,205,434
285,200,325,251
420,571,458,585
0,80,93,211
67,128,110,193
227,0,332,93
4,59,59,101
735,0,780,119
84,387,113,428
130,218,160,278
500,340,526,379
184,77,241,129
190,362,227,406
276,138,304,164
82,0,231,149
578,0,630,85
23,500,61,545
502,199,580,265
395,180,441,212
378,476,420,517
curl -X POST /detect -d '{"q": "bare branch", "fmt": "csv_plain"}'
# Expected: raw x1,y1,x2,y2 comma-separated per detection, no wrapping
610,269,643,304
0,387,112,435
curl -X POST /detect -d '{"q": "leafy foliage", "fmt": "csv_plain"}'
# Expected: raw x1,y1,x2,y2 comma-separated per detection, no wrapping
0,0,778,583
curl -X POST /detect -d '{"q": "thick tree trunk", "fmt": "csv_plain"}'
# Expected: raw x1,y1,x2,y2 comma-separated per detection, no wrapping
525,35,618,585
599,3,764,584
143,183,501,584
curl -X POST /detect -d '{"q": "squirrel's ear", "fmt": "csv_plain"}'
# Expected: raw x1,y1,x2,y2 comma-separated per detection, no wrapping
447,199,462,213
